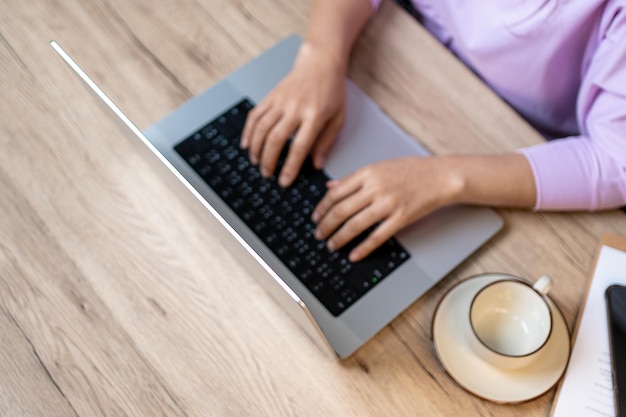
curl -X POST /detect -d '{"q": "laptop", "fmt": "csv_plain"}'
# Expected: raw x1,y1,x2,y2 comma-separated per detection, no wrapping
51,35,503,358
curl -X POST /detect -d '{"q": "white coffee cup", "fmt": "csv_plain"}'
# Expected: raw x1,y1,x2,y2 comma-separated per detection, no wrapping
467,275,553,370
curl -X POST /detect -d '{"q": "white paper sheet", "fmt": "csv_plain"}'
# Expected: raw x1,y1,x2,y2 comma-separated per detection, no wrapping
552,245,626,417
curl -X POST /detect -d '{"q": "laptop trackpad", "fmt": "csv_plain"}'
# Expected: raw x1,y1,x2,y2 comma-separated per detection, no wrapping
325,80,430,179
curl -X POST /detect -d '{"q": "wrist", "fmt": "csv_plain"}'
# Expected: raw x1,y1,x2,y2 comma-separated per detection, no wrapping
302,0,371,74
297,39,349,74
435,156,468,206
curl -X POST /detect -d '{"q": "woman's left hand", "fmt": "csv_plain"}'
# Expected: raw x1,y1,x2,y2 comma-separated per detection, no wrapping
311,156,464,262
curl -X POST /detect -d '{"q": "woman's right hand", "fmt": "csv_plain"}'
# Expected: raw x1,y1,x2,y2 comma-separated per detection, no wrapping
240,42,348,187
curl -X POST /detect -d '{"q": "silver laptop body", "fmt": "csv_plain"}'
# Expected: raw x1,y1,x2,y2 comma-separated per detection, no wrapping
51,35,503,358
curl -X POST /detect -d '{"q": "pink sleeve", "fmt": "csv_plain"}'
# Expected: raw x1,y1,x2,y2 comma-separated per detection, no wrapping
519,1,626,211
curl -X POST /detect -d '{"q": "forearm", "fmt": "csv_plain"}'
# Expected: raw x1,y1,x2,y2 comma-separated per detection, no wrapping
443,153,537,209
301,0,373,73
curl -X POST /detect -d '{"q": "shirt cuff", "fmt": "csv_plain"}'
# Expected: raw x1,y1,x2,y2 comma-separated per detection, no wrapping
518,136,626,211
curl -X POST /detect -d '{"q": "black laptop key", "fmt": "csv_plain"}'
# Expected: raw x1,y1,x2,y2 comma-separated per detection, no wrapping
174,98,411,316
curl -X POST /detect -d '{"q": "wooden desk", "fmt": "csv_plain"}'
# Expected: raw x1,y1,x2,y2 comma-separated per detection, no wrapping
1,0,624,415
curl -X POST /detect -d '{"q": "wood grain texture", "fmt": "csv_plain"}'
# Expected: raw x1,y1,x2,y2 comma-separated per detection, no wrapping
1,0,624,416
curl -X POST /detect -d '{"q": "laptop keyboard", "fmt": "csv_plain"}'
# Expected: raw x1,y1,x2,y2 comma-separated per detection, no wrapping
174,98,410,316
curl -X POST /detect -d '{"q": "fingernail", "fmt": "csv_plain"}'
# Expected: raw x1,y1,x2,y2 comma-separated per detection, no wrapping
278,174,290,187
240,137,248,148
314,229,323,240
314,155,326,169
349,250,360,262
327,240,336,251
311,211,319,223
250,154,258,165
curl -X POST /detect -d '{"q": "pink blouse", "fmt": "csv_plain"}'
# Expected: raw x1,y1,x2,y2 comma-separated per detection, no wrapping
369,0,626,210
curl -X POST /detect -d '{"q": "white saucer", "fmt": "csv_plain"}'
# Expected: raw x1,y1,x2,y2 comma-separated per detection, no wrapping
431,274,570,404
